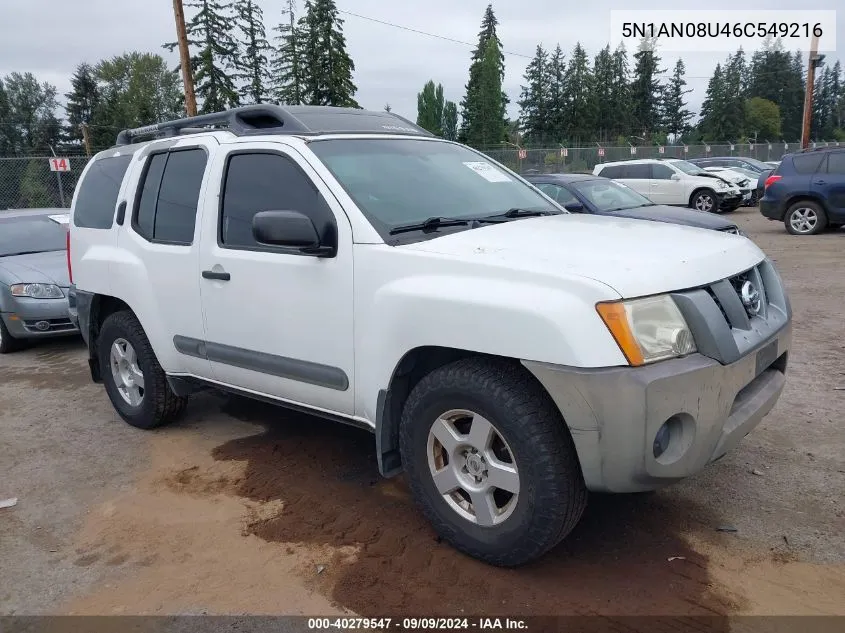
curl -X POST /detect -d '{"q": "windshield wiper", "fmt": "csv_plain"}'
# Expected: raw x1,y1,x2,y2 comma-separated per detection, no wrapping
388,216,471,235
474,208,554,223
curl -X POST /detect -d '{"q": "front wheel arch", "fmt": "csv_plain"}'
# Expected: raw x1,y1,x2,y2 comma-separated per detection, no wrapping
689,188,717,212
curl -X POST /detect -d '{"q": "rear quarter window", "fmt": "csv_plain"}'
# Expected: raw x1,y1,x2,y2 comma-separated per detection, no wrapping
791,154,825,175
73,154,132,229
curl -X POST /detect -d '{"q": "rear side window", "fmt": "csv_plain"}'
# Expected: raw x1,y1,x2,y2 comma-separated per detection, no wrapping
623,164,651,179
597,165,622,179
73,155,132,229
825,152,845,175
133,148,207,244
792,153,825,175
220,152,333,249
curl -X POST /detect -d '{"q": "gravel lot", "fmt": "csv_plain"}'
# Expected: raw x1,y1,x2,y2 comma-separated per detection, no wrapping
1,208,843,617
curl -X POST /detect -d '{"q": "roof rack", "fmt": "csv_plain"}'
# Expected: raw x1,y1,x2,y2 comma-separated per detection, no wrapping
115,104,435,146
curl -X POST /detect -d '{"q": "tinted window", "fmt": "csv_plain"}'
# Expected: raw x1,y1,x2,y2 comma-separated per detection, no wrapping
221,153,333,249
652,164,675,179
134,153,167,239
597,165,622,179
154,149,207,243
571,179,653,212
73,155,132,229
623,164,651,179
133,149,207,244
792,153,825,175
0,215,67,257
825,152,845,175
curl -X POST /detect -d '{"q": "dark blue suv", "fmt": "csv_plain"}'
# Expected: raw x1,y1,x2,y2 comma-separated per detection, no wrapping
760,148,845,235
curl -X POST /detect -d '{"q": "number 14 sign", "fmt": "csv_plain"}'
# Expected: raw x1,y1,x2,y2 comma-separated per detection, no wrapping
48,157,71,172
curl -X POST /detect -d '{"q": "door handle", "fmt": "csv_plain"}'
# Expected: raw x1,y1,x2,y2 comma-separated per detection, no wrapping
202,270,231,281
814,179,826,185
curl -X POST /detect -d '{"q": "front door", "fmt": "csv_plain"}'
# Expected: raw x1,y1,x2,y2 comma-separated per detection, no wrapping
648,163,684,204
197,143,355,415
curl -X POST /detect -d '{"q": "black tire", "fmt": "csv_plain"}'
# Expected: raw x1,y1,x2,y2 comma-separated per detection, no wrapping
0,318,25,354
97,310,188,429
399,357,587,567
690,189,718,213
784,200,827,235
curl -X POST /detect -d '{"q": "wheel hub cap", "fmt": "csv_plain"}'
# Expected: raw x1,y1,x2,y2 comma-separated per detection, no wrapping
426,409,520,527
109,338,145,407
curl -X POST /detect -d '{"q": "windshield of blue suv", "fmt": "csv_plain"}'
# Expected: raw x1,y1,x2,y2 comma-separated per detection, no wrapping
308,138,561,240
0,215,67,257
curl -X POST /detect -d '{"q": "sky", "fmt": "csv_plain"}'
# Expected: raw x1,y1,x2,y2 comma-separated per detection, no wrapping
1,0,842,129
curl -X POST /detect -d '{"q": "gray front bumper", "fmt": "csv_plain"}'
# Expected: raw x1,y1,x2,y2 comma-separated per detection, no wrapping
524,257,792,493
1,295,78,339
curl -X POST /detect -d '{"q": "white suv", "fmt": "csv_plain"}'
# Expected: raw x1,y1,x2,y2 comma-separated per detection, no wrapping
67,105,791,566
593,158,743,213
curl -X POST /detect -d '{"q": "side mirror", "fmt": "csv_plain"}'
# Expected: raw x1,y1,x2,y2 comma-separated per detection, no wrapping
564,202,585,212
670,174,681,181
252,210,334,256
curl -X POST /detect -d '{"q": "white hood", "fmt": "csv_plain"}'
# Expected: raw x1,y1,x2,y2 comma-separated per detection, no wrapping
399,214,765,298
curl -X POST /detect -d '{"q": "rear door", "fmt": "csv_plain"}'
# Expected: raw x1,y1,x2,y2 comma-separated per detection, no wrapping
618,163,651,197
815,151,845,222
648,163,684,204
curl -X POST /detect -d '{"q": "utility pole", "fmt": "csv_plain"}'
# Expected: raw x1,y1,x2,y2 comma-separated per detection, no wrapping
172,0,198,117
80,124,92,157
801,34,825,149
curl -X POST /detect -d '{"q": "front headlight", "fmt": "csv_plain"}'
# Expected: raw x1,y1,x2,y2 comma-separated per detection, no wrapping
10,283,64,299
596,295,697,366
715,181,727,189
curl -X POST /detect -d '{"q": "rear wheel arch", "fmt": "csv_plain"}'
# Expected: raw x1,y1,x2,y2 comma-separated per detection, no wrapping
86,295,135,381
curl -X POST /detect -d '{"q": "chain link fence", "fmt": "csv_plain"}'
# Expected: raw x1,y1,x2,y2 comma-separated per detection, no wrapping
481,141,842,175
2,140,842,210
0,156,90,210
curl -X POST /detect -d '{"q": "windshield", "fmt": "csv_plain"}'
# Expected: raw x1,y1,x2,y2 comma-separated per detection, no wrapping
0,215,67,257
668,160,707,176
571,179,654,211
308,138,560,239
742,157,772,170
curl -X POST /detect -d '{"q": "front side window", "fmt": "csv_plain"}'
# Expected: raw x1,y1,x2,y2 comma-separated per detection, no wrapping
652,164,675,180
308,139,558,240
220,152,334,249
536,183,579,206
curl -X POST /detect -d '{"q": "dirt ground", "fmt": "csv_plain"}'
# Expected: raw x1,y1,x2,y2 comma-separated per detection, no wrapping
1,209,843,619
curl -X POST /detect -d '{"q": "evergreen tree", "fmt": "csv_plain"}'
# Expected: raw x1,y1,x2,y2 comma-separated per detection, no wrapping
661,59,693,140
459,4,506,143
298,0,359,107
234,0,271,104
0,78,12,155
442,101,458,141
417,80,445,135
698,63,725,141
608,44,631,139
165,0,240,113
517,45,551,143
547,45,567,143
592,46,615,141
832,61,843,131
271,0,304,105
64,63,101,145
1,72,61,154
721,51,746,139
561,42,595,142
464,37,507,146
629,38,663,138
746,40,804,139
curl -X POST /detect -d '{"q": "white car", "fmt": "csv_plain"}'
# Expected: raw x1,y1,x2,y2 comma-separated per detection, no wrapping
702,167,757,205
67,105,791,567
593,158,744,213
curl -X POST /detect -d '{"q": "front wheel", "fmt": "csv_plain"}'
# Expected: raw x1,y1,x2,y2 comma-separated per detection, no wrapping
691,189,717,213
0,318,25,354
98,310,188,429
785,201,827,235
399,358,587,567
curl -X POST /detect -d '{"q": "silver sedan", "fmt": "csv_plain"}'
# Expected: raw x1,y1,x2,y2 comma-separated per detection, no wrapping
0,208,79,353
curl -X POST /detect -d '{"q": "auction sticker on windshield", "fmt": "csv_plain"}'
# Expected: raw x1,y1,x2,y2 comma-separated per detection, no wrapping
463,161,512,183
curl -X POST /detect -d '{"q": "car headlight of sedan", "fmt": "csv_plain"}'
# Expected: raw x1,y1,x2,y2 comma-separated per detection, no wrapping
596,295,697,366
715,181,728,189
10,283,64,299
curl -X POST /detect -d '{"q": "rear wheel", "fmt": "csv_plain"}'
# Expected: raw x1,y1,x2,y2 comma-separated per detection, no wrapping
98,311,188,429
785,201,827,235
691,189,717,213
399,357,587,567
